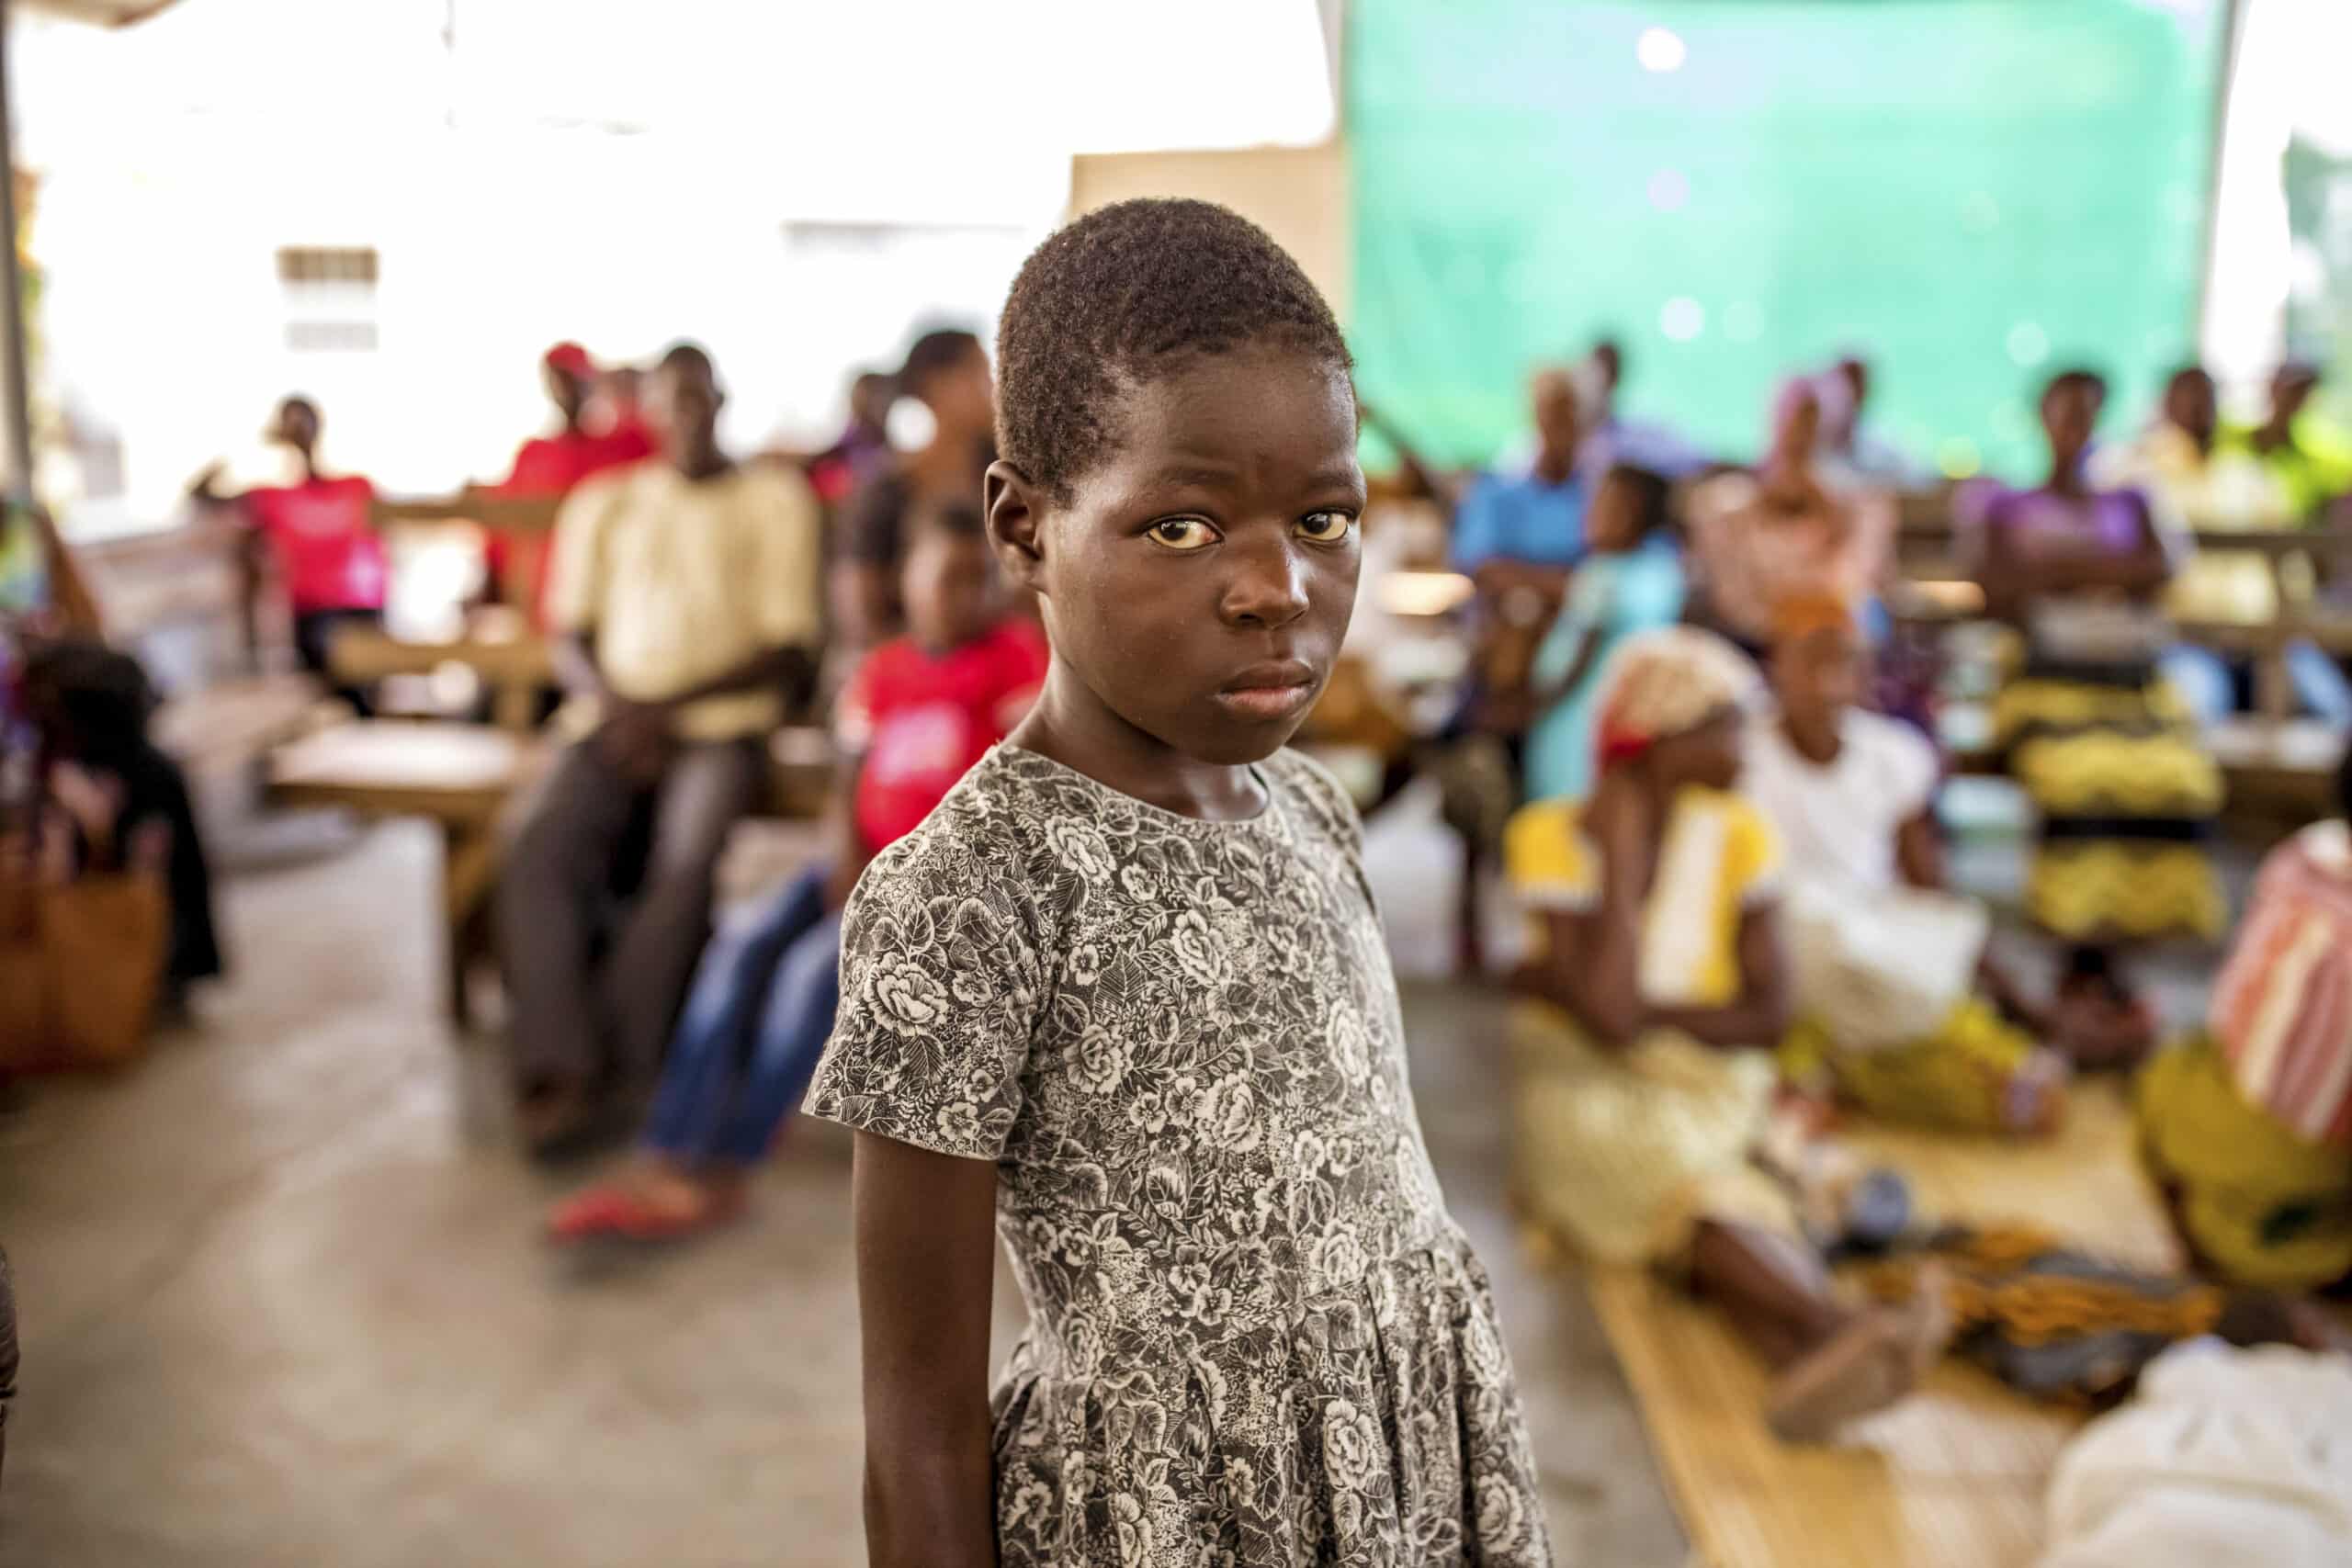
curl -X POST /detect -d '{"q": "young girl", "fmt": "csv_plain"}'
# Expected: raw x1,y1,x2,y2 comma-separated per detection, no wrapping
804,200,1551,1566
1521,462,1683,803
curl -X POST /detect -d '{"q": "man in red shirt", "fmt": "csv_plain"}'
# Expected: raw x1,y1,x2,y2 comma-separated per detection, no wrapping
198,396,385,714
548,500,1045,1243
492,344,655,617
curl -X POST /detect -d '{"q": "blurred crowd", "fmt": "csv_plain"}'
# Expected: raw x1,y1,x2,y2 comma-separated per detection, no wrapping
4,303,2348,1450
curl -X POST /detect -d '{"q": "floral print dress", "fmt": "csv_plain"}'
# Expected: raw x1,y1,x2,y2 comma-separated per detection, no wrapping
806,746,1552,1567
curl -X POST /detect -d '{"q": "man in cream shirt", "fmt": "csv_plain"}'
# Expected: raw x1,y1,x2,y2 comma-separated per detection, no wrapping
500,342,821,1156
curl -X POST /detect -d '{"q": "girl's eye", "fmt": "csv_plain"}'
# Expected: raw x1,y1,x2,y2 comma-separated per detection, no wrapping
1295,510,1358,544
1147,518,1219,551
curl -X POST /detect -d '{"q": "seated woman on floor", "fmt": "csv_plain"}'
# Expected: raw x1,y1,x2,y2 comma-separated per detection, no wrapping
548,502,1046,1247
2138,744,2352,1295
1506,626,1950,1441
1969,369,2226,1067
1747,592,2066,1134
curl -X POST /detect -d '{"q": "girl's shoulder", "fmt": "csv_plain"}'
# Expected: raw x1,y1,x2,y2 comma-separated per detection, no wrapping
1261,748,1363,852
853,747,1044,899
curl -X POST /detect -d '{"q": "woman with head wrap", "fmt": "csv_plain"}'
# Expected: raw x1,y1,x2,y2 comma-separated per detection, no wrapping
1505,626,1952,1440
1685,374,1897,658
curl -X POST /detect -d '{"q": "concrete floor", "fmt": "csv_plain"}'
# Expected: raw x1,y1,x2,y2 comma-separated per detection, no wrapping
0,803,1688,1567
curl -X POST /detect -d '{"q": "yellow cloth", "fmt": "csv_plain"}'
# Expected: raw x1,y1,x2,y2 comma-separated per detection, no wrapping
546,462,822,741
1504,786,1782,1006
1505,788,1792,1264
2137,1036,2352,1292
1781,997,2056,1135
1510,1006,1789,1264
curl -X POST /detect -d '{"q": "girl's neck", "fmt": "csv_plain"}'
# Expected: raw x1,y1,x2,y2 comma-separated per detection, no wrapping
2045,458,2087,498
1781,710,1842,765
1010,665,1267,821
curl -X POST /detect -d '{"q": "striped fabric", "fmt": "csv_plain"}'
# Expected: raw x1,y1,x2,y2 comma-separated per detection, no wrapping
2210,821,2352,1148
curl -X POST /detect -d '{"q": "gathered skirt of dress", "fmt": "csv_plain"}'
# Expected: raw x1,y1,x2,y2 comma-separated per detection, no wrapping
987,1238,1552,1568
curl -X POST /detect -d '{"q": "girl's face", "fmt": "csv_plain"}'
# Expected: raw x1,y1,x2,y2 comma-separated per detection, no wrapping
990,344,1364,767
1652,707,1744,794
2041,382,2096,470
1585,475,1636,551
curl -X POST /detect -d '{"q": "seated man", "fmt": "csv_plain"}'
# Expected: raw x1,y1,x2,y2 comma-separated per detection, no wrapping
548,502,1046,1246
1743,594,2064,1134
1451,365,1589,583
498,343,822,1156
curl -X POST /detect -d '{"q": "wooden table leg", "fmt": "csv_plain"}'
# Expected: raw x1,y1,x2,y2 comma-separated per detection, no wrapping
441,823,503,1029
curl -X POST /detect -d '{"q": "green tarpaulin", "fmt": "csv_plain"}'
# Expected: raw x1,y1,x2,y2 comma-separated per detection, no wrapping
1348,0,2230,479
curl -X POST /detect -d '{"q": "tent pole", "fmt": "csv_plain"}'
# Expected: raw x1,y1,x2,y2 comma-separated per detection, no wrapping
0,0,30,497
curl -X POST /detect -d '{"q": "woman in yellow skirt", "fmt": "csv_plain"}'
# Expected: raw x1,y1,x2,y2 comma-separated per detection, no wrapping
1506,626,1949,1440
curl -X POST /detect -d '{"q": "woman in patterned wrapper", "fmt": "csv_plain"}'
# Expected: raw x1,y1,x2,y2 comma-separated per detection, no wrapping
801,200,1554,1566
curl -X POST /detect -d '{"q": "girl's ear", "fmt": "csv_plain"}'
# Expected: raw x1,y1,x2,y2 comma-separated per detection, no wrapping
985,459,1048,596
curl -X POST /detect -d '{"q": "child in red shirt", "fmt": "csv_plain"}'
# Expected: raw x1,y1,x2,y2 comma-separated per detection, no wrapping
204,396,386,713
548,501,1045,1244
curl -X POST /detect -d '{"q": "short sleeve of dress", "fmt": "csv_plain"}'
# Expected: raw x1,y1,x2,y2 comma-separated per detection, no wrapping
803,819,1043,1161
1504,801,1598,911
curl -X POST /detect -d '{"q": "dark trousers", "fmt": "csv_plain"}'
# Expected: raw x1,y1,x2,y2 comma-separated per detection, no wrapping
498,737,764,1091
291,608,382,716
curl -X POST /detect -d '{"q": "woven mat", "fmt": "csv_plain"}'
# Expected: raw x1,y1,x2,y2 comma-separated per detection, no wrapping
1581,1080,2179,1568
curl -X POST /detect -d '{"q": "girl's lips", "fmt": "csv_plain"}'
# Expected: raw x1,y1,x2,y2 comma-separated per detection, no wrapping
1214,682,1317,720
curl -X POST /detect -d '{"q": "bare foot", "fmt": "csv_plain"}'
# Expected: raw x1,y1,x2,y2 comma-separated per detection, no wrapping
1766,1265,1953,1442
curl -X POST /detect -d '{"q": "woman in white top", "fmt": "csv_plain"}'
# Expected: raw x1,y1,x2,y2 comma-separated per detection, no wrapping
1746,592,2065,1135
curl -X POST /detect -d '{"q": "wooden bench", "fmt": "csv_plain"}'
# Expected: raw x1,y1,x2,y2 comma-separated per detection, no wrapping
268,722,543,1026
1891,498,2352,725
1569,1081,2179,1568
268,491,840,1026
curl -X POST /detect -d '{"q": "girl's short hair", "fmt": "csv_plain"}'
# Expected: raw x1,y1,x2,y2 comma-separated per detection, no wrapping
995,198,1351,502
1599,462,1672,540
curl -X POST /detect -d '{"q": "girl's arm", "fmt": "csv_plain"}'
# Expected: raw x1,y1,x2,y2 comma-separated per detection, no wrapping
1894,810,1947,891
1514,775,1651,1046
852,1133,1001,1568
1642,904,1793,1049
1527,624,1602,715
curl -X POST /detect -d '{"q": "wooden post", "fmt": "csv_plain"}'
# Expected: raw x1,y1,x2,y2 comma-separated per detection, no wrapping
0,0,34,496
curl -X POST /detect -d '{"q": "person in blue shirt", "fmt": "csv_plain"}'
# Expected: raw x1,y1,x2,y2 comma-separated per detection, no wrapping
1451,366,1589,578
1522,463,1687,804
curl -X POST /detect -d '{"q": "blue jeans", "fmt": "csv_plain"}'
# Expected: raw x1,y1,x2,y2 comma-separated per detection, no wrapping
641,865,842,1166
